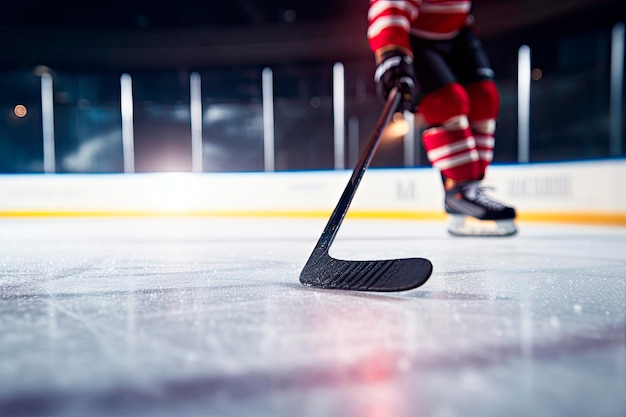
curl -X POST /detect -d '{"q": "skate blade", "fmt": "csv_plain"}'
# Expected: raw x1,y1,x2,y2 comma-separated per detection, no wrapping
447,214,517,237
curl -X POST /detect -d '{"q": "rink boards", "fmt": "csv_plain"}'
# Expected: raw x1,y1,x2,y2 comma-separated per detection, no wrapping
0,159,625,225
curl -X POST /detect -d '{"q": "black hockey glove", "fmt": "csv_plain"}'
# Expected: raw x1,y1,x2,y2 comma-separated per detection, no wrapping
374,50,418,112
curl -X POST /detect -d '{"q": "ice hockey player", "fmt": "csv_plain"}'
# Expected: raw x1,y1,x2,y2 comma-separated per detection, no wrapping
368,0,517,236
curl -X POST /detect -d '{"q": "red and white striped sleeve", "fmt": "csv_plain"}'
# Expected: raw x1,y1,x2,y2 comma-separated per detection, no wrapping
367,0,421,54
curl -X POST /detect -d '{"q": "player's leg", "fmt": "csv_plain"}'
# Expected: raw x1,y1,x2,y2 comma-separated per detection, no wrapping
419,82,516,236
418,82,482,182
411,35,516,236
410,38,483,184
452,27,500,174
445,29,516,235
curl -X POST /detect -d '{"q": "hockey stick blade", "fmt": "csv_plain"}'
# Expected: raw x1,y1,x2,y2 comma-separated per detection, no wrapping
300,252,433,292
299,88,433,292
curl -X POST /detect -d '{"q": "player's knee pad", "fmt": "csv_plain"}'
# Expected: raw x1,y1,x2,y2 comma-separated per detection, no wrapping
418,83,470,127
465,80,500,122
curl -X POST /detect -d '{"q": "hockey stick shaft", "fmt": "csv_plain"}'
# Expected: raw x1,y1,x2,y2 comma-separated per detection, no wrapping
312,88,401,256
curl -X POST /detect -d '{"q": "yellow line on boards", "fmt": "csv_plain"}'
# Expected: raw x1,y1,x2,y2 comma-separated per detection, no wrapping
0,210,625,226
516,212,626,226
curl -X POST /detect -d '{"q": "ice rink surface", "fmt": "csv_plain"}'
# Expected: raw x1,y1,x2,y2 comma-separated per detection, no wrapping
1,216,625,417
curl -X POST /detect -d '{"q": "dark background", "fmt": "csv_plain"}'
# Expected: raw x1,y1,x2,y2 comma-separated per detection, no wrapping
0,0,623,69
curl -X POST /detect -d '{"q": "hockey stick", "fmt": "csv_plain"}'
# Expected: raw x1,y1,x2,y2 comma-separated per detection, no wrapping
299,88,433,292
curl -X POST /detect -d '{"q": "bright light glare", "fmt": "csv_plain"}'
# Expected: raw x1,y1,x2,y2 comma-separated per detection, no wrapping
14,105,27,118
382,112,410,140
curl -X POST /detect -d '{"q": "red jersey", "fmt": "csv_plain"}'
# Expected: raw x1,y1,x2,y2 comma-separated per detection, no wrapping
368,0,472,52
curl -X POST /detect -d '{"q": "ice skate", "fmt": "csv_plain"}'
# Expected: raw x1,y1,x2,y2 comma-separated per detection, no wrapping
444,180,517,236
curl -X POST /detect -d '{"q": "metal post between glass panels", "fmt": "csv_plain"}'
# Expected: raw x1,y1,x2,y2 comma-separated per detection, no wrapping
120,73,135,173
610,22,625,157
348,116,359,167
262,67,275,172
518,45,531,163
333,62,345,170
41,72,55,174
190,72,203,172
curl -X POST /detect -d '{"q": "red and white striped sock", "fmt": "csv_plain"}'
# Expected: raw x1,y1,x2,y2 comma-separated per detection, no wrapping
421,115,482,182
471,119,496,173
